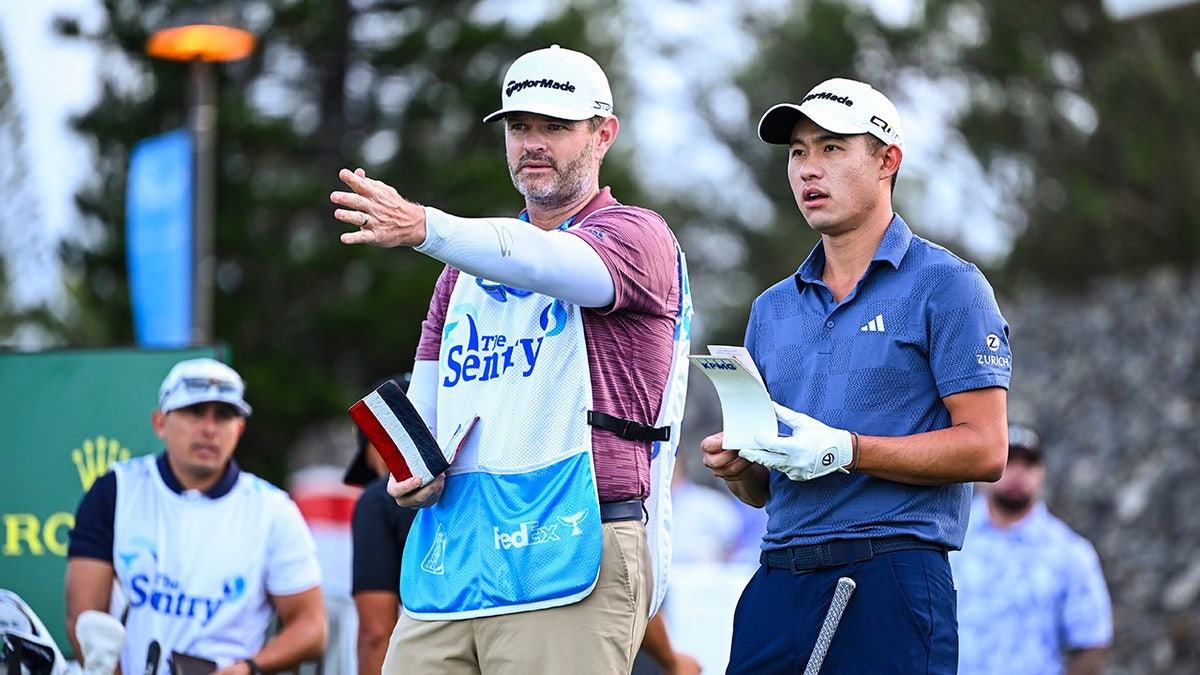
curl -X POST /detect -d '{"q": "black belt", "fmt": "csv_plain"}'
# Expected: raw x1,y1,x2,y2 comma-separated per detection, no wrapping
762,536,945,574
599,499,644,523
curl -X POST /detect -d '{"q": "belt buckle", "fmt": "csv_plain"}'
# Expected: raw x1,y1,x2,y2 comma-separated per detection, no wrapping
832,539,874,566
788,545,820,575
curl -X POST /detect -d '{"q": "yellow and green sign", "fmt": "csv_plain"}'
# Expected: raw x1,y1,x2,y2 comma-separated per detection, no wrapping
0,346,220,653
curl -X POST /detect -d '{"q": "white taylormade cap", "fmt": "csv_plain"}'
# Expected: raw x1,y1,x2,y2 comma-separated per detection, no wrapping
757,77,904,149
158,358,252,416
483,44,614,123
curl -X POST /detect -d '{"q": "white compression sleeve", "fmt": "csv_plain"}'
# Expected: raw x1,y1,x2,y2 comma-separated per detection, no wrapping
415,207,616,308
407,359,438,435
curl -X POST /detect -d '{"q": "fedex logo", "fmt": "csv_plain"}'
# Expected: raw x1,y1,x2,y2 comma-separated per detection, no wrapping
493,521,560,550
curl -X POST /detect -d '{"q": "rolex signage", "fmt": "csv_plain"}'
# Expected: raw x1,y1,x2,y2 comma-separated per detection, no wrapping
0,347,219,653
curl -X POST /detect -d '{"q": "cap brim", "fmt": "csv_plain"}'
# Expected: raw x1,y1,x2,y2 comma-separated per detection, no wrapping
342,446,377,487
757,104,805,144
1009,445,1044,461
483,102,609,124
162,395,252,417
757,102,888,145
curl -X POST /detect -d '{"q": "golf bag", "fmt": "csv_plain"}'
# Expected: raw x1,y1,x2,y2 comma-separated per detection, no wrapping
0,589,69,675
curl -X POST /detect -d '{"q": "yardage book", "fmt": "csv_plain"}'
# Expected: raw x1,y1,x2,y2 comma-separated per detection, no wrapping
348,378,477,485
687,346,779,449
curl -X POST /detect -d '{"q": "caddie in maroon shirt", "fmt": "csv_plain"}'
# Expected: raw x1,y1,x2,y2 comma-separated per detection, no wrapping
330,44,692,675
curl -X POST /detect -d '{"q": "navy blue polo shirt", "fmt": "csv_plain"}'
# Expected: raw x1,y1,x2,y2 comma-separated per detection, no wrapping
745,214,1011,551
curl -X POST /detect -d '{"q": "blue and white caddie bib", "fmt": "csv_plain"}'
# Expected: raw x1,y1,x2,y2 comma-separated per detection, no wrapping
400,268,602,620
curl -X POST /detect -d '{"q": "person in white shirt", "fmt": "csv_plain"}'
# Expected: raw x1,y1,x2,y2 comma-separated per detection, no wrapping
65,358,327,675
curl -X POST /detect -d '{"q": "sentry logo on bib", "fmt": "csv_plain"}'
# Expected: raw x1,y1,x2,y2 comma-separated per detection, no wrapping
443,301,569,387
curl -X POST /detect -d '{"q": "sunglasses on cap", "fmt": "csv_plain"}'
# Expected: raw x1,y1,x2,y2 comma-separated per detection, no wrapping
178,377,240,395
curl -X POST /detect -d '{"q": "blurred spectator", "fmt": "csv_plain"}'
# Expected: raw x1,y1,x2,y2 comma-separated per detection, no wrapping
635,463,757,674
344,375,418,675
952,423,1113,675
290,463,360,675
634,611,703,675
670,462,744,563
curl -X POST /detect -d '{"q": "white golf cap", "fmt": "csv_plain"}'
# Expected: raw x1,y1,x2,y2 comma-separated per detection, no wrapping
483,44,614,123
757,78,904,149
158,357,252,416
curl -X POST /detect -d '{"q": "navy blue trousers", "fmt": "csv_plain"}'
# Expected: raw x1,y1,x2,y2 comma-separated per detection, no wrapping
726,548,957,674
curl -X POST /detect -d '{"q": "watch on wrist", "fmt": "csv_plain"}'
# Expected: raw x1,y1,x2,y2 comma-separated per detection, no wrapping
242,658,263,675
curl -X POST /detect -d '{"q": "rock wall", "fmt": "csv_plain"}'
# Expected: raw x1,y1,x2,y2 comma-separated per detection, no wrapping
1004,268,1200,674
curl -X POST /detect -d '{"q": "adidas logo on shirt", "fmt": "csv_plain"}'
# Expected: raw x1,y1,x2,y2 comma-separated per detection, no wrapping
860,314,885,332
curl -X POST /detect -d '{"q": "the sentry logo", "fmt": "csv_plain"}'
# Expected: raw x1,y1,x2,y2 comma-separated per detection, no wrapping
443,301,569,387
494,521,561,550
125,572,235,627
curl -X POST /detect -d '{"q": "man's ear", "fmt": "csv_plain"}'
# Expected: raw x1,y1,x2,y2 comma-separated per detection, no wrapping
880,144,903,180
594,116,620,158
151,409,168,440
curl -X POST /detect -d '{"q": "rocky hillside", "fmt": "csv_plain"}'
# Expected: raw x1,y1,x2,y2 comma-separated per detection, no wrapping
1003,268,1200,674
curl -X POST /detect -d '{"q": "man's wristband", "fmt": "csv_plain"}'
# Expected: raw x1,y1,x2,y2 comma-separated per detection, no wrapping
848,432,861,472
242,659,263,675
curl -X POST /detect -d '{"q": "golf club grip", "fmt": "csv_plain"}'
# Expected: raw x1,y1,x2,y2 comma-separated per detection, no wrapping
803,576,857,675
144,641,161,675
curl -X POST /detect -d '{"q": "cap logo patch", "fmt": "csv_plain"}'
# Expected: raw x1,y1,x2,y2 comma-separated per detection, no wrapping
506,78,576,97
803,91,853,107
870,115,896,137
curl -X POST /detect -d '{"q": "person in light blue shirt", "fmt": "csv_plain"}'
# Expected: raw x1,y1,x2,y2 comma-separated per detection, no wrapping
953,424,1113,675
701,77,1012,674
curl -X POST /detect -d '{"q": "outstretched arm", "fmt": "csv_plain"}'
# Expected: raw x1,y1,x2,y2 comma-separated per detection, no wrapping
331,169,614,307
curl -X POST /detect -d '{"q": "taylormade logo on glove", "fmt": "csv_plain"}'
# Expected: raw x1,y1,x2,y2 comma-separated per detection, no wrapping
741,402,853,481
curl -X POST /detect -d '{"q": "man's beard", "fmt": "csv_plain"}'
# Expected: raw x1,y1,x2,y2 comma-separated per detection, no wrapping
509,141,596,209
990,492,1033,516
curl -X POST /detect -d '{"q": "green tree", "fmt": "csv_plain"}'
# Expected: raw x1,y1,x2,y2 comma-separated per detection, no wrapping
713,0,1200,298
57,0,650,480
933,0,1200,286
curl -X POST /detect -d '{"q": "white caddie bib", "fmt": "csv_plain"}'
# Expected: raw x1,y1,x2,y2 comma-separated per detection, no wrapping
400,270,600,620
645,243,691,617
110,457,276,673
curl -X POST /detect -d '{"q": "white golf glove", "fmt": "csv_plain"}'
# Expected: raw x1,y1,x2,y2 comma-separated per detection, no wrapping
740,402,854,481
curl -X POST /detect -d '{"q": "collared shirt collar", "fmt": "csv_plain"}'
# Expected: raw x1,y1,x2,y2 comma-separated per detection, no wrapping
156,452,241,498
517,186,619,228
795,213,913,286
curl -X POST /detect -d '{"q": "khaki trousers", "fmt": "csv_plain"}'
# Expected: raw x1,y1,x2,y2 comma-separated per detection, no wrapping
382,520,651,674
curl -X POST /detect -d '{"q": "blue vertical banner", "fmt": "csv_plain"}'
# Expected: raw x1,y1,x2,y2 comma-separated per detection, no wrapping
126,128,193,347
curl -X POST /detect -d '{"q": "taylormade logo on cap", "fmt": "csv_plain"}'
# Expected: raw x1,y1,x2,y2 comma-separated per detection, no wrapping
505,78,576,97
757,78,904,149
483,45,614,123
